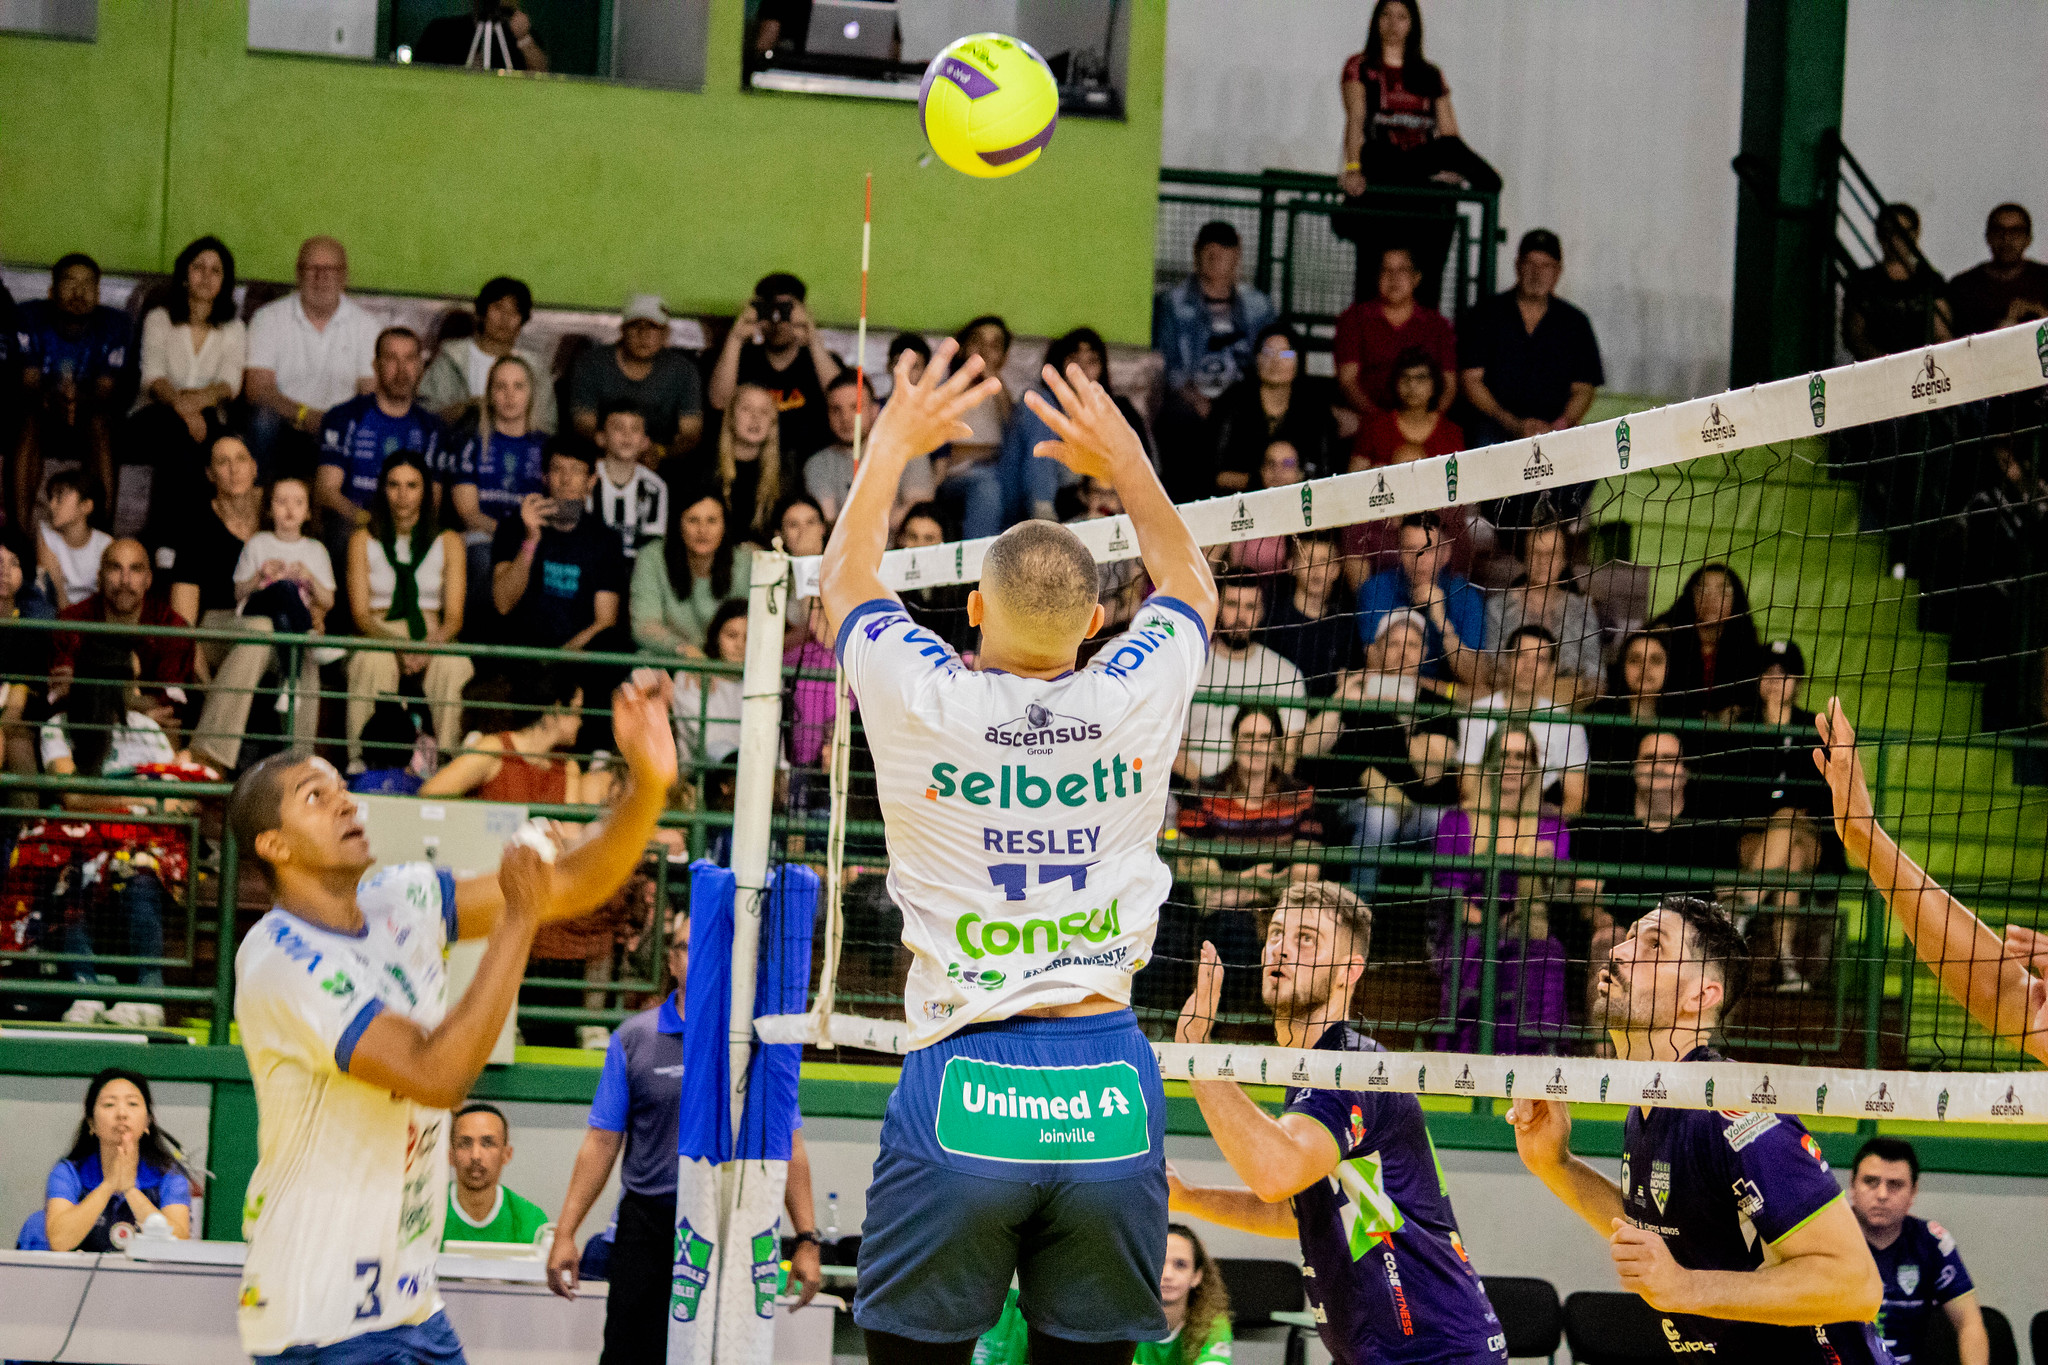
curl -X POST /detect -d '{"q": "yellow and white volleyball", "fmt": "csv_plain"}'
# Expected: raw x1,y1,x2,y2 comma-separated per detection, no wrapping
918,33,1059,179
509,819,559,864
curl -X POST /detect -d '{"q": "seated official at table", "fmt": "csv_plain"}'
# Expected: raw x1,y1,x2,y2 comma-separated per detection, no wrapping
444,1102,552,1247
43,1068,194,1252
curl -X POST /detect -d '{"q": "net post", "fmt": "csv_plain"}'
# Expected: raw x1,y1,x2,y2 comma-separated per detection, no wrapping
729,549,792,1143
812,672,855,1046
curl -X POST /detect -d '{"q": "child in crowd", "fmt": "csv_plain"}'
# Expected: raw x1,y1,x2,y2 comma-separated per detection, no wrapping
36,469,111,609
235,476,336,633
587,400,667,562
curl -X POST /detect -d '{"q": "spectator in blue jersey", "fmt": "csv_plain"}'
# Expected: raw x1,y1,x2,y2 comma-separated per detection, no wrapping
1848,1138,1986,1365
447,355,549,624
1509,895,1887,1363
1152,221,1277,502
242,235,378,479
43,1069,193,1252
545,911,822,1363
316,327,444,617
10,253,133,530
489,444,627,653
1170,881,1509,1365
420,275,559,435
1355,511,1483,689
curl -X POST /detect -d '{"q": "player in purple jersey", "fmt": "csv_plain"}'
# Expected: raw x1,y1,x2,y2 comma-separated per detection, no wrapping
1509,894,1889,1361
1848,1138,1986,1365
1168,882,1507,1365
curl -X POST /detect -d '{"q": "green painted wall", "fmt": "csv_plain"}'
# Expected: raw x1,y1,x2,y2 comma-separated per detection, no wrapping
0,0,1165,342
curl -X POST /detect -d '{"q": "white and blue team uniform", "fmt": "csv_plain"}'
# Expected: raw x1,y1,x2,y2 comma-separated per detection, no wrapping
836,593,1208,1345
319,395,445,506
234,863,465,1363
1622,1048,1894,1363
1870,1216,1973,1365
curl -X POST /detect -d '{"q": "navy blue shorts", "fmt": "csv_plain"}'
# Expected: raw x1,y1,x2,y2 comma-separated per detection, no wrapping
253,1312,466,1364
852,1010,1168,1344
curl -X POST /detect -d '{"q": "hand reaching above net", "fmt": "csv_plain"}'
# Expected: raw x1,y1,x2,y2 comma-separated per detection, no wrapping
1025,361,1151,484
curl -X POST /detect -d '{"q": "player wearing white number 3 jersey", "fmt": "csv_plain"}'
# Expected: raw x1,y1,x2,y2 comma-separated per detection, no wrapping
823,343,1217,1365
225,674,676,1363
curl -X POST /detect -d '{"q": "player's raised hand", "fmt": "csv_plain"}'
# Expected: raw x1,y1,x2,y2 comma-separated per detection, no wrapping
611,669,678,787
497,843,553,931
1609,1220,1695,1312
1506,1097,1572,1173
1025,361,1149,484
1812,698,1876,860
868,338,1003,463
2003,925,2048,1041
1176,940,1224,1045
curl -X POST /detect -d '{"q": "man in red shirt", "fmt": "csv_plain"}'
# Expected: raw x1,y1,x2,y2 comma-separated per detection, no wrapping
50,537,194,724
1334,246,1458,418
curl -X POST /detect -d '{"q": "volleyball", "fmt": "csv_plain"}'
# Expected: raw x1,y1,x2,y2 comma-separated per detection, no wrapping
917,33,1059,179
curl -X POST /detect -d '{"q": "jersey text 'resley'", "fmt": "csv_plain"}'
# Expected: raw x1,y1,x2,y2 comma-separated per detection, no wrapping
233,863,459,1356
837,595,1208,1045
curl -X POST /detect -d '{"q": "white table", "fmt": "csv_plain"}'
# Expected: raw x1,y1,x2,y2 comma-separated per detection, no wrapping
0,1247,836,1363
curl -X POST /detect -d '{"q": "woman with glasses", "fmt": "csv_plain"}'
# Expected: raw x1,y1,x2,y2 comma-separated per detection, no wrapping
1209,321,1339,493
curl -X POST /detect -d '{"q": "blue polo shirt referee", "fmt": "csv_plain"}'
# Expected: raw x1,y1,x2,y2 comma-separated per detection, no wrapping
545,910,823,1362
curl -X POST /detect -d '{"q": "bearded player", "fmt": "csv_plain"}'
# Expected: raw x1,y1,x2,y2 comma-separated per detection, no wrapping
226,672,676,1363
1508,895,1889,1361
821,343,1216,1363
1170,881,1508,1365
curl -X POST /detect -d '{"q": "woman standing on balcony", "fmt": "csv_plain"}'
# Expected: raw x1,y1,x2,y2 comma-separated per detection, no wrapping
1336,0,1500,309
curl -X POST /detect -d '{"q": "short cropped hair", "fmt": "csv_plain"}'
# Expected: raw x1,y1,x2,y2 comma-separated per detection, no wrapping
981,520,1097,633
1505,622,1559,656
1852,1136,1919,1183
596,398,646,430
45,466,101,507
1195,220,1241,252
375,325,422,360
1656,893,1747,1019
228,749,312,869
455,1101,510,1138
53,251,101,281
1272,880,1373,962
1988,202,2032,233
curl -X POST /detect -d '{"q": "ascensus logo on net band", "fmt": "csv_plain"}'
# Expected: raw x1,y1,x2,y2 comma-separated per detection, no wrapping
927,755,1143,808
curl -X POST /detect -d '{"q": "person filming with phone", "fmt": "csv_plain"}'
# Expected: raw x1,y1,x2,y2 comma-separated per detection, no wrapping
490,444,629,655
708,271,843,463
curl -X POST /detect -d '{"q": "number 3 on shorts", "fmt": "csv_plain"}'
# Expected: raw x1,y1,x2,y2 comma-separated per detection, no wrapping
353,1258,383,1320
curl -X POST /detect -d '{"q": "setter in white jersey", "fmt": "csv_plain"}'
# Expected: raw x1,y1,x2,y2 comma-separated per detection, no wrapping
224,672,675,1363
821,346,1217,1364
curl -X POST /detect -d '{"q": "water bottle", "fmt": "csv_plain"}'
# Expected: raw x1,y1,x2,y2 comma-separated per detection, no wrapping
824,1193,840,1244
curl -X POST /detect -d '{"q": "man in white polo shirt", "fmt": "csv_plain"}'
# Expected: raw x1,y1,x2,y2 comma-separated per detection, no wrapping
244,235,378,478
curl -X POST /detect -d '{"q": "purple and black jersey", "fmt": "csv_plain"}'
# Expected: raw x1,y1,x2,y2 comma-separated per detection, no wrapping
1283,1025,1507,1365
1621,1047,1893,1362
1870,1215,1973,1365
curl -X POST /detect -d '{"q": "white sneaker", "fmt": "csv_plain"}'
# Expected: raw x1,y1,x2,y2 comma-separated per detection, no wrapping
105,1002,167,1028
61,999,108,1024
578,1025,612,1050
313,646,348,667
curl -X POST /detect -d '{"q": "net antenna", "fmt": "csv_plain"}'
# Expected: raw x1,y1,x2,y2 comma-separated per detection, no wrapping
813,171,873,1048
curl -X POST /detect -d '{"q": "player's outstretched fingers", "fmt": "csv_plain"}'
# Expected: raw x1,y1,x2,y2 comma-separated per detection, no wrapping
2004,924,2048,974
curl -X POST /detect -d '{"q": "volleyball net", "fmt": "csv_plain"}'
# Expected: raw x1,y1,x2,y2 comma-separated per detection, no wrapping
735,321,2048,1124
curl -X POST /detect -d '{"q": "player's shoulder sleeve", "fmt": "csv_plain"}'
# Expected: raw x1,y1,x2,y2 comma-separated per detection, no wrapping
835,599,958,712
360,861,459,949
505,1187,551,1241
1092,594,1210,696
237,914,388,1074
588,1027,632,1133
154,1164,193,1209
1920,1218,1975,1302
1713,1110,1842,1246
1282,1030,1383,1161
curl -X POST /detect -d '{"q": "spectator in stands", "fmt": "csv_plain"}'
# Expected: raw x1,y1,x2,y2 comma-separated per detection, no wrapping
630,488,749,658
1947,203,2048,336
1220,440,1308,577
1262,531,1360,691
1001,327,1151,525
569,293,702,460
1212,322,1341,491
1458,229,1604,524
1456,624,1590,816
586,401,667,563
1,525,55,778
1652,562,1762,720
420,275,558,435
415,0,549,69
1584,628,1671,815
189,475,331,773
1305,611,1460,899
35,468,111,610
673,599,748,766
422,666,588,803
1484,521,1601,702
1843,203,1952,361
717,382,784,542
40,638,183,787
1175,705,1324,911
1743,640,1828,821
708,272,841,462
50,539,193,723
885,330,932,389
131,235,245,541
443,1103,550,1247
490,445,625,653
1354,511,1482,688
807,372,933,529
776,493,827,557
166,435,260,660
1153,221,1277,501
42,1070,192,1252
316,326,444,537
1181,577,1307,781
932,316,1016,533
10,253,131,529
243,235,378,477
1432,723,1570,1054
1064,475,1148,638
1351,345,1464,470
1336,248,1458,420
1570,732,1733,972
1848,1138,1988,1365
346,452,472,768
1949,440,2048,679
893,502,973,652
1336,0,1500,309
446,355,550,622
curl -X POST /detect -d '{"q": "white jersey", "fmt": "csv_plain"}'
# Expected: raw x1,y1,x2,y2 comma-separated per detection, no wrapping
234,863,456,1355
838,594,1208,1046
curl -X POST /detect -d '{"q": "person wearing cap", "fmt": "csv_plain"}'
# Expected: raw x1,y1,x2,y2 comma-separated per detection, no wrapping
708,271,843,463
1456,230,1604,519
421,275,559,435
569,292,704,461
